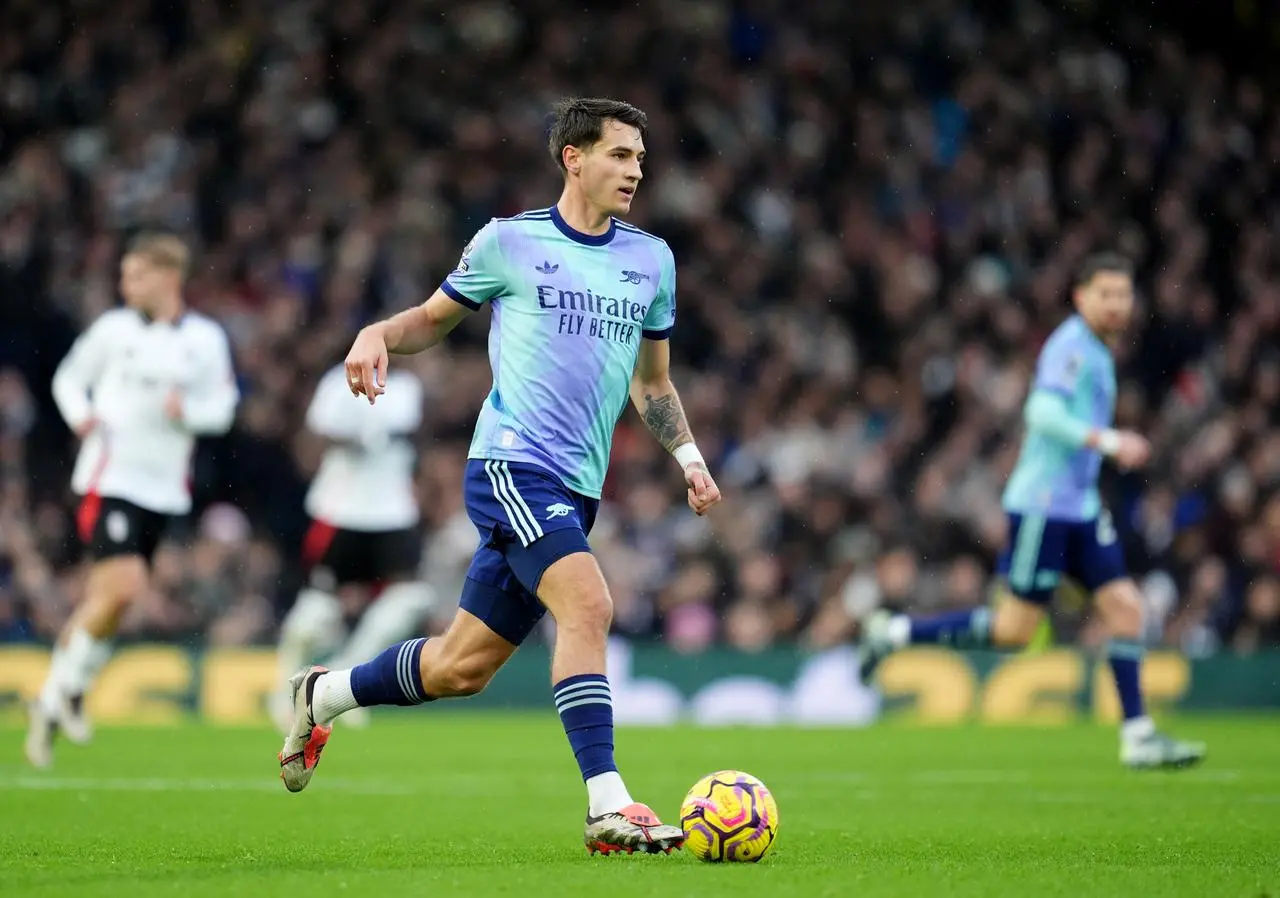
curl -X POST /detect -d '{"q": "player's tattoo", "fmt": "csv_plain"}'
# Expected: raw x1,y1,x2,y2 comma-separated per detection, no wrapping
642,391,693,453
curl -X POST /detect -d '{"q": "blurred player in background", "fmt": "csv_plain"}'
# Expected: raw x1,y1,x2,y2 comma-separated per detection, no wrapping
859,253,1206,769
26,232,239,769
269,363,435,732
275,97,722,854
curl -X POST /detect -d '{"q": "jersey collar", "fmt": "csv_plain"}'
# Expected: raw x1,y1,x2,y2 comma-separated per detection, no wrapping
549,205,616,246
136,307,187,327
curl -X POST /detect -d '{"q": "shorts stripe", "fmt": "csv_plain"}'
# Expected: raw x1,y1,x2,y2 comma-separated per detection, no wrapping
1009,514,1046,593
484,460,542,546
495,461,544,543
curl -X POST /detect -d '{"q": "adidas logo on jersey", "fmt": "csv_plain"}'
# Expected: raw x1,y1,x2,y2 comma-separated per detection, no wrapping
536,261,559,274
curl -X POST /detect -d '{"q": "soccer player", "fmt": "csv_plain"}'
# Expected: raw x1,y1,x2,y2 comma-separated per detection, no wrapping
269,363,435,732
858,253,1206,769
276,97,722,854
26,232,239,769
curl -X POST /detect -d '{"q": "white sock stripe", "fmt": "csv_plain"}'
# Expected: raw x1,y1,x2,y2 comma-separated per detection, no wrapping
409,638,427,702
554,679,611,698
556,696,613,714
554,686,613,706
496,461,543,540
485,460,536,545
555,695,613,713
395,641,414,702
397,638,425,703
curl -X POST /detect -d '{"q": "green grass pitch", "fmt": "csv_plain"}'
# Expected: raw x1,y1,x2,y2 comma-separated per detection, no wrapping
1,714,1277,897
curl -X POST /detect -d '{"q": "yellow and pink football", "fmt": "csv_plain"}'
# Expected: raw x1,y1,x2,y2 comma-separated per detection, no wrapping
679,770,779,862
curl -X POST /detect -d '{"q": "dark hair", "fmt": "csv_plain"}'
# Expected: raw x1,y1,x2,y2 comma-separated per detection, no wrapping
1074,252,1133,289
547,97,648,172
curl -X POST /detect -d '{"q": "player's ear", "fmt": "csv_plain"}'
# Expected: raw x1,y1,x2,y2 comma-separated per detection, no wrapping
562,144,582,176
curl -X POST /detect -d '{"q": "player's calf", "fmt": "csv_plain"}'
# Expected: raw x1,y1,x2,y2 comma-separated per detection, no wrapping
1094,579,1207,768
277,617,514,791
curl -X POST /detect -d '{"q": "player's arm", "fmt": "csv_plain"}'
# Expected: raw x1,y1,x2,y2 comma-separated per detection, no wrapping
628,246,720,516
346,222,503,403
169,326,239,435
51,315,114,438
1026,345,1149,469
630,338,722,516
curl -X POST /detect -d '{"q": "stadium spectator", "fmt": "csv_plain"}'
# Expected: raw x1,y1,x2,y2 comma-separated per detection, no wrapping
1,0,1278,655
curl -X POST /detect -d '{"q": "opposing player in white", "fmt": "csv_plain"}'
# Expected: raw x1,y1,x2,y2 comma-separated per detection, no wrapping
26,232,239,769
270,364,435,731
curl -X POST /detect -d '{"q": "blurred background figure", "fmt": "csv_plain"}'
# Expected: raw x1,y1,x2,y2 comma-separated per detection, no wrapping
269,362,434,732
1,0,1278,674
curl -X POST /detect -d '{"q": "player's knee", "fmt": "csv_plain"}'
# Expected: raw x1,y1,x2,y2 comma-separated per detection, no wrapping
538,553,613,636
90,557,148,608
1096,580,1143,636
555,589,613,637
990,601,1043,648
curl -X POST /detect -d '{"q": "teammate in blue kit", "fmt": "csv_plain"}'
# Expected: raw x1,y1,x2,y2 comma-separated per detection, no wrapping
276,98,723,853
859,254,1206,769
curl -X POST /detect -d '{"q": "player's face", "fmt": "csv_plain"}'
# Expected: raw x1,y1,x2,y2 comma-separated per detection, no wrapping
580,119,645,217
119,254,173,312
1075,270,1134,338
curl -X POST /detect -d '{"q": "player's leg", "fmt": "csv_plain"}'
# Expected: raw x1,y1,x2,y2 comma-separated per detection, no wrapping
27,500,159,768
278,461,535,791
1079,515,1205,768
467,460,681,853
859,513,1058,681
278,596,519,792
317,577,435,731
444,460,680,852
534,549,683,854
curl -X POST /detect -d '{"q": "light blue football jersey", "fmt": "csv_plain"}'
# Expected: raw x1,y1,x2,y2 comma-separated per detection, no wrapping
1002,315,1117,521
441,206,677,499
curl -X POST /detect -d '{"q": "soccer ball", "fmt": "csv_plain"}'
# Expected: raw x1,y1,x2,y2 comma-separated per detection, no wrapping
679,770,779,862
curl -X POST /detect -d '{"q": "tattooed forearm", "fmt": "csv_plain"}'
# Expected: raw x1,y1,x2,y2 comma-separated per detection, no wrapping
641,390,693,453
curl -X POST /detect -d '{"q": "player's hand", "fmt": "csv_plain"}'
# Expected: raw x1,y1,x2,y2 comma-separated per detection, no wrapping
164,390,184,422
1113,431,1152,470
345,326,389,404
684,461,722,516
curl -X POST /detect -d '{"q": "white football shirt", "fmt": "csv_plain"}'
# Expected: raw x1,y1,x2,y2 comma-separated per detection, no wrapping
304,365,423,531
52,308,240,515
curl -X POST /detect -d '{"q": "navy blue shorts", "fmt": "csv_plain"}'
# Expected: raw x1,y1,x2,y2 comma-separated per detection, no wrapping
996,511,1128,604
459,459,600,646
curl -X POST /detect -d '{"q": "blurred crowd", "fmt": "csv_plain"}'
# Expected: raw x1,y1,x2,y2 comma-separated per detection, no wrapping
1,0,1278,657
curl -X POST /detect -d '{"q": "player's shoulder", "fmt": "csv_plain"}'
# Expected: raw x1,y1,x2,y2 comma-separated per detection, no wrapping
614,218,666,246
89,307,142,332
614,219,674,269
1041,316,1089,353
178,310,232,344
486,208,554,235
494,207,554,224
